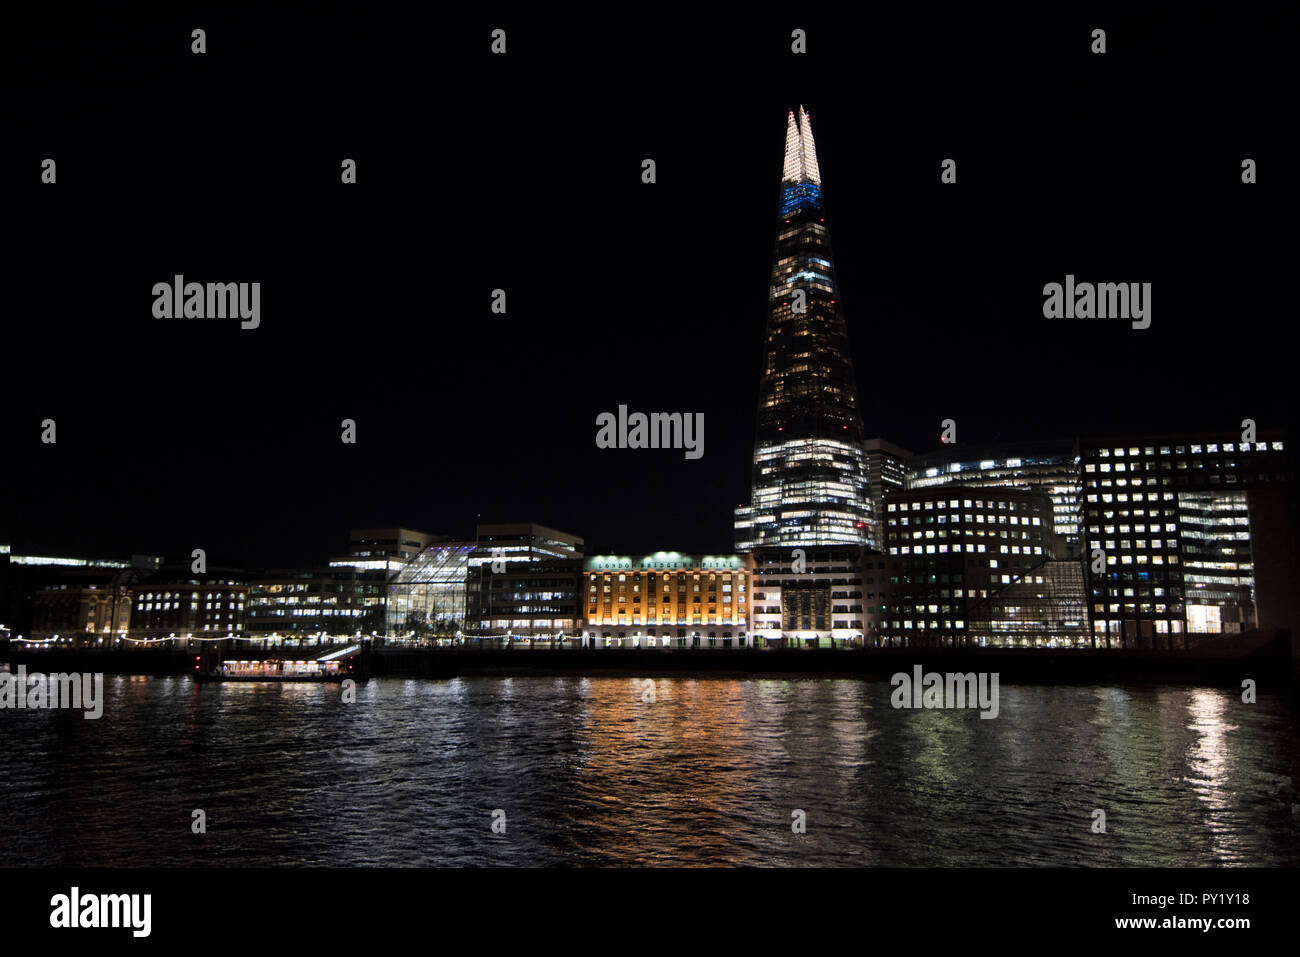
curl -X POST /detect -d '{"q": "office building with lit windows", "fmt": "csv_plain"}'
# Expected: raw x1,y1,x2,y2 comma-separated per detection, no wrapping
750,546,874,648
735,107,875,552
962,559,1089,648
331,528,445,574
468,559,584,638
128,578,247,640
1079,432,1292,648
245,567,388,642
581,552,752,648
470,523,583,566
864,438,913,542
466,524,585,638
906,439,1082,552
386,523,584,640
880,486,1079,647
1,545,160,640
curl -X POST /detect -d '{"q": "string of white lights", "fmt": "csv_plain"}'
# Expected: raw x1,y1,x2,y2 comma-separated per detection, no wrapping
11,634,360,644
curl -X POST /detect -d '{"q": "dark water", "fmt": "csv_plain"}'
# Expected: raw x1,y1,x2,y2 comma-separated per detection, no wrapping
0,676,1295,866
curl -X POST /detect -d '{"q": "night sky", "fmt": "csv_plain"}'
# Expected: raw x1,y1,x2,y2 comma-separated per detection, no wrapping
4,9,1291,568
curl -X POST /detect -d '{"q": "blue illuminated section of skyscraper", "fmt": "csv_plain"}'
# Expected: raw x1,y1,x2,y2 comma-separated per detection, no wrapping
735,107,875,551
780,182,822,218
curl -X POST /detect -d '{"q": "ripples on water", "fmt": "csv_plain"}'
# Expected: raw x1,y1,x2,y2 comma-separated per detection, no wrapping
0,677,1295,866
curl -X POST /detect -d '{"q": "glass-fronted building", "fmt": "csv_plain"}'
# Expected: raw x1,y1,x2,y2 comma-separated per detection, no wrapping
1079,433,1291,647
880,485,1071,647
735,107,874,552
385,542,477,639
906,439,1082,552
245,567,388,642
387,524,585,641
864,438,913,544
466,523,585,638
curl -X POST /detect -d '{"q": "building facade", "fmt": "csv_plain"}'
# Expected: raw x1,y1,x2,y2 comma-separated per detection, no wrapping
386,523,585,641
385,541,478,639
465,525,585,638
331,527,445,574
128,579,247,640
30,584,133,644
245,567,387,642
1,546,159,640
1079,433,1291,648
963,559,1090,648
749,546,874,648
735,107,874,552
581,552,752,648
864,438,913,543
880,485,1074,647
906,439,1082,552
469,559,584,638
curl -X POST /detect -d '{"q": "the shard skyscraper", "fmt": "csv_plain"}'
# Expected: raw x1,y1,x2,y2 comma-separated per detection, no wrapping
735,107,875,551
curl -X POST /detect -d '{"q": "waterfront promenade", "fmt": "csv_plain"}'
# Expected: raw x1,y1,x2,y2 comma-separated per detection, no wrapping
3,629,1295,689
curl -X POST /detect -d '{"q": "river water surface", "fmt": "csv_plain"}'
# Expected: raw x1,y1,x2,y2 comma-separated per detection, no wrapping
0,676,1295,866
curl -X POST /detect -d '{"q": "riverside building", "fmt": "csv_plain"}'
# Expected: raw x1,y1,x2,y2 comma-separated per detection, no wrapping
30,584,133,644
906,439,1082,553
581,552,752,648
864,439,913,543
735,107,875,552
879,486,1082,647
244,567,387,643
386,523,584,641
749,546,874,648
1079,432,1293,647
128,579,247,641
466,524,585,638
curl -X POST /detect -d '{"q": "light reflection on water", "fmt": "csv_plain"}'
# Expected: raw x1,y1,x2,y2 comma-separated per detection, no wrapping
0,676,1294,866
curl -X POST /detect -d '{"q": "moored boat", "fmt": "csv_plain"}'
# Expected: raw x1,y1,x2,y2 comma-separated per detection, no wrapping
192,643,369,682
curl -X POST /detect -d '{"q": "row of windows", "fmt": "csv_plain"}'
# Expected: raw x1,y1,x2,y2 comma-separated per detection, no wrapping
881,620,968,630
754,590,864,598
248,608,367,617
1091,619,1187,633
138,601,241,610
257,583,382,594
1087,492,1174,504
893,514,1043,526
888,499,1033,512
1090,553,1182,564
1086,474,1282,488
890,531,1043,543
1092,606,1185,617
1088,523,1179,533
891,544,1045,556
1088,459,1262,473
589,572,744,582
593,583,740,593
588,615,745,625
596,596,745,604
1087,442,1282,457
140,591,245,601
